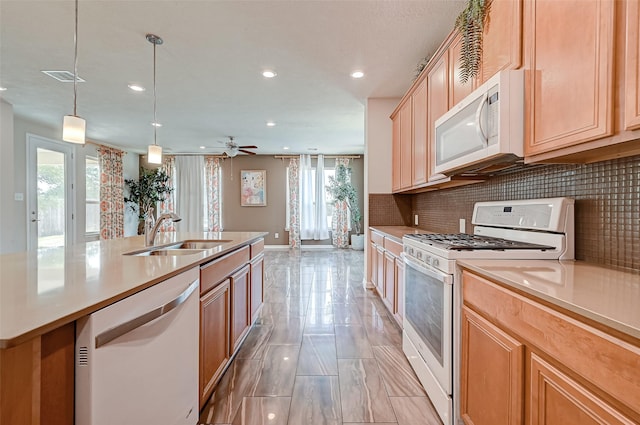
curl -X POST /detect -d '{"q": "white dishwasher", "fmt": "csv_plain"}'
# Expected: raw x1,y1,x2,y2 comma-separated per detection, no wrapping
76,267,199,425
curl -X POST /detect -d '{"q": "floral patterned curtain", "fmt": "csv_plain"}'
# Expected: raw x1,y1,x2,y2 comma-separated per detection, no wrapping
205,156,222,231
158,155,176,232
332,157,350,248
288,157,301,248
97,146,125,240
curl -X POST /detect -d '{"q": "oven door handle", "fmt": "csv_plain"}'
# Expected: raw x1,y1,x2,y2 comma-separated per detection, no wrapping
402,253,453,285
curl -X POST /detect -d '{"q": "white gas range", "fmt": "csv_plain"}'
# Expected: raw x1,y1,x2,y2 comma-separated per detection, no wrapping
401,197,575,425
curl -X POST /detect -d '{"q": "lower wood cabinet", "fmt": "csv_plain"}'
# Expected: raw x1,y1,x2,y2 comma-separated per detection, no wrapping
375,245,386,296
369,239,378,288
250,253,264,323
394,259,405,325
529,353,635,425
460,306,524,425
383,251,396,312
461,269,640,425
199,280,230,407
230,264,251,354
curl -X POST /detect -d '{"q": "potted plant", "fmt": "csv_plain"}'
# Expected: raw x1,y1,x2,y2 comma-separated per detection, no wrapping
454,0,492,83
124,168,173,234
326,164,364,250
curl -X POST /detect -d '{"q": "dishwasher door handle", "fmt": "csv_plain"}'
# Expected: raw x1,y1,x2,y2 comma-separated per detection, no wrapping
95,280,199,348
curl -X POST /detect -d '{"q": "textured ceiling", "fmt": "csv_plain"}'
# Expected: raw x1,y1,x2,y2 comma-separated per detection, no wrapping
0,0,465,155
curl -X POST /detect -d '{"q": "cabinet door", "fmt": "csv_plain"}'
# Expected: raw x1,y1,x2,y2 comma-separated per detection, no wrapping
200,280,230,407
412,78,428,186
230,265,251,354
449,34,476,107
394,258,405,325
399,100,413,190
391,114,402,192
481,0,522,83
369,240,378,288
375,246,386,296
625,0,640,130
530,353,635,425
524,0,615,156
250,254,264,323
427,54,449,181
383,251,396,313
461,307,524,425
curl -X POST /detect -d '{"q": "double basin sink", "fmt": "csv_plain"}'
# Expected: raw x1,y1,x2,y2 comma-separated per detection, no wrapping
124,240,232,256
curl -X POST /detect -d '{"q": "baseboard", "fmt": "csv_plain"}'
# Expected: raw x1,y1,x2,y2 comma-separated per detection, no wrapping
301,245,335,250
264,245,291,250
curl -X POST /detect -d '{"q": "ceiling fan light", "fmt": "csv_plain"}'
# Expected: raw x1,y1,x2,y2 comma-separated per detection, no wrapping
62,115,86,144
147,144,163,164
226,146,239,157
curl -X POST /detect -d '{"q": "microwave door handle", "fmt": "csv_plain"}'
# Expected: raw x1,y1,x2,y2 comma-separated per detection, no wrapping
475,93,489,144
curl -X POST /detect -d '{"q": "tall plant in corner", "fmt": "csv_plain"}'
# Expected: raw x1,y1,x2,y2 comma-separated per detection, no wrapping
326,164,362,235
455,0,492,83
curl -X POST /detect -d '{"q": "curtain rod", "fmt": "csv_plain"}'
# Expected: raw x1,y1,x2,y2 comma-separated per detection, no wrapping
273,155,361,159
82,139,128,154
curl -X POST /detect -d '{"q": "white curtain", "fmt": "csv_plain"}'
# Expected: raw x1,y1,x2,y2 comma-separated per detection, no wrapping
313,155,329,240
300,154,314,239
299,154,329,241
175,155,205,232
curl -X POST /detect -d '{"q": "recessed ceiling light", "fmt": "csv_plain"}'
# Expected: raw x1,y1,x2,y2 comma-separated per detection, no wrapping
266,121,276,127
151,122,162,127
283,146,289,150
199,146,206,149
351,71,364,79
128,84,145,92
0,87,7,91
262,70,277,78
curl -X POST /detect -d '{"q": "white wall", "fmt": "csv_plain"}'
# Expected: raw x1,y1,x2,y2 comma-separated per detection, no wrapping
363,97,400,287
0,100,16,254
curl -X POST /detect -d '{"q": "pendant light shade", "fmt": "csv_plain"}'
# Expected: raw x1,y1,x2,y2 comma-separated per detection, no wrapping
62,0,85,144
63,114,86,144
146,33,163,165
147,144,163,164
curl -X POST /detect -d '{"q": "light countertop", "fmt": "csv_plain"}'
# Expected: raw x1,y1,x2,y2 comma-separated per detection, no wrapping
0,231,267,348
457,259,640,341
369,226,431,243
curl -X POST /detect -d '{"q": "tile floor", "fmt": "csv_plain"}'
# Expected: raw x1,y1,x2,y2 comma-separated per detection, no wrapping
199,249,442,425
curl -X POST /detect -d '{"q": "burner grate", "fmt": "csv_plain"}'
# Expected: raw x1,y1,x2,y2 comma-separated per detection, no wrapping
404,233,554,251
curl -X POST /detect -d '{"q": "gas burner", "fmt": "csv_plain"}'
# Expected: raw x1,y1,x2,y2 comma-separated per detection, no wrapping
404,233,554,251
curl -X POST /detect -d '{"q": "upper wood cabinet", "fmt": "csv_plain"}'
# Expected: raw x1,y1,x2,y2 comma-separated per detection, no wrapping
399,101,413,190
625,0,640,130
412,78,429,186
524,0,615,156
481,0,523,83
448,35,476,107
391,114,402,192
427,54,450,181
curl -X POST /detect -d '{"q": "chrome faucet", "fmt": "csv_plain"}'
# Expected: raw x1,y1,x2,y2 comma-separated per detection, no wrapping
144,209,182,246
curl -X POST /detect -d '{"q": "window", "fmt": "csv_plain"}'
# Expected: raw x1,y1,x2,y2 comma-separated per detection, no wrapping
85,156,100,235
285,167,349,231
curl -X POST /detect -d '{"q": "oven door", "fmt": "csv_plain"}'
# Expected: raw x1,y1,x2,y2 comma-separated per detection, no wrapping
403,253,453,394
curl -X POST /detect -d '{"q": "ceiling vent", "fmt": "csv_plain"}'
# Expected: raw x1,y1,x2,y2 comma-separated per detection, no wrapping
41,70,85,83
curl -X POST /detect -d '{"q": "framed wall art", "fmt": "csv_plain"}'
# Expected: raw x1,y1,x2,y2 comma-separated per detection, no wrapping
240,170,266,206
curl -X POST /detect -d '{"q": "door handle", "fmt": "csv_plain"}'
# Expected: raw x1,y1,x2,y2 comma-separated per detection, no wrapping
31,219,41,222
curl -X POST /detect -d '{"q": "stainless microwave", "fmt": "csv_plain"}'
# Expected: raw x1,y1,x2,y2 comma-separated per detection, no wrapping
433,70,524,176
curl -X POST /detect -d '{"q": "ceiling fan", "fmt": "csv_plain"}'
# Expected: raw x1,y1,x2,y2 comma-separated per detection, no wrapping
217,136,257,157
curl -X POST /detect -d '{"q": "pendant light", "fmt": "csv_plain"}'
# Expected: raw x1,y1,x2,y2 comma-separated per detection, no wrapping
146,34,163,164
62,0,86,144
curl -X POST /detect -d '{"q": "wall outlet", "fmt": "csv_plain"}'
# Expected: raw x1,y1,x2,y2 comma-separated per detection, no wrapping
414,214,419,226
459,219,466,233
14,193,24,201
274,232,279,239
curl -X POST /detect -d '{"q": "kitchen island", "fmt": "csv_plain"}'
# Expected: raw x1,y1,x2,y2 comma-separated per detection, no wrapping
0,231,267,425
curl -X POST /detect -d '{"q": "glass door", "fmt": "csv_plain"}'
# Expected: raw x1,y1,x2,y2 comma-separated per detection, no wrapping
27,134,75,250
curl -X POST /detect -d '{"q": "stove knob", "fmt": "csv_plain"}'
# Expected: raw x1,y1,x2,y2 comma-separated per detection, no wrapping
417,251,423,260
409,247,414,255
432,258,439,268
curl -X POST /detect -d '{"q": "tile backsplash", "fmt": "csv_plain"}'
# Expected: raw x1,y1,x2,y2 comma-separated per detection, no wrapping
370,155,639,271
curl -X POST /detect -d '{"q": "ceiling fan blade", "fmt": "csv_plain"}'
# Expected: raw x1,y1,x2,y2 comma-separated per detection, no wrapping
239,149,256,155
238,145,258,149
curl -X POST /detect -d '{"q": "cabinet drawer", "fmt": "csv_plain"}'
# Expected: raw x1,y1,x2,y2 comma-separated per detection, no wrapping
462,270,640,414
383,238,402,257
200,246,250,295
370,231,384,246
250,239,264,259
